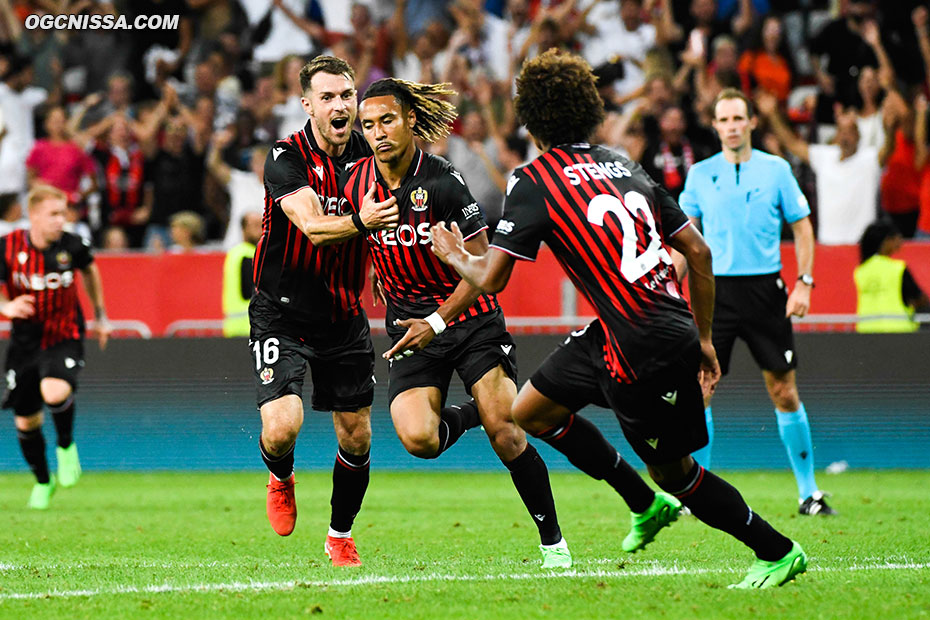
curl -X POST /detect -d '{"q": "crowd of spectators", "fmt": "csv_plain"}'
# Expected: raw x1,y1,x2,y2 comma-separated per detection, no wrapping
1,0,929,253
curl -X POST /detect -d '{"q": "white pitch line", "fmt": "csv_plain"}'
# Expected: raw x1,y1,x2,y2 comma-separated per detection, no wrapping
0,560,928,601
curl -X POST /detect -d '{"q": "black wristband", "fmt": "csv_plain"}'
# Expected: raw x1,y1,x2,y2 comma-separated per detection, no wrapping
351,211,367,233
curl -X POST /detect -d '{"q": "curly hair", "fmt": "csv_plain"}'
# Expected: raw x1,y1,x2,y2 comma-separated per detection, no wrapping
514,50,605,148
298,55,356,94
362,78,457,143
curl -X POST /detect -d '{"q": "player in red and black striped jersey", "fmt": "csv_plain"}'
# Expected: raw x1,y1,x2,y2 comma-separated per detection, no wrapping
250,56,398,566
347,78,571,568
432,51,807,588
0,185,110,510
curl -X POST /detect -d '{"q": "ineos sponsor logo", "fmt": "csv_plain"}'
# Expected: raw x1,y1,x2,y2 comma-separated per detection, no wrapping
13,270,74,291
371,222,433,246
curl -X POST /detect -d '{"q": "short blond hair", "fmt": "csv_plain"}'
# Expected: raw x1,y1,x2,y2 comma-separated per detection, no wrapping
27,184,67,212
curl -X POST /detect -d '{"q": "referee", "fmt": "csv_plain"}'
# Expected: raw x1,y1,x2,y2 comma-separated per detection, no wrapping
679,88,835,516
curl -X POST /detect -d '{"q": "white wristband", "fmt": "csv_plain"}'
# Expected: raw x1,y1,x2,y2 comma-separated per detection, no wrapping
424,311,446,335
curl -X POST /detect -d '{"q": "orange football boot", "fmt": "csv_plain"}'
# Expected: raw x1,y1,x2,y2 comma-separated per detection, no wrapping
324,536,362,566
266,473,297,536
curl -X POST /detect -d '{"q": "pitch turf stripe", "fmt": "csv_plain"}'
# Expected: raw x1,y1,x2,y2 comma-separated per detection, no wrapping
0,561,928,601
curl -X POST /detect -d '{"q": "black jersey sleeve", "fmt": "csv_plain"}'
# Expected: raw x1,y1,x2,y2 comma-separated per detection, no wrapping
72,234,94,269
490,168,550,261
437,163,486,240
264,142,310,202
627,158,689,238
653,178,691,239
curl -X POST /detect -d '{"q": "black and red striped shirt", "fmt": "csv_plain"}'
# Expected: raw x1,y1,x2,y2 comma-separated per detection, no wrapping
491,143,697,383
0,230,92,349
344,149,498,326
254,121,372,322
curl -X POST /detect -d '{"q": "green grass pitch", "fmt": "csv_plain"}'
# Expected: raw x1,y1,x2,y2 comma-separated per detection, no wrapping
1,470,928,619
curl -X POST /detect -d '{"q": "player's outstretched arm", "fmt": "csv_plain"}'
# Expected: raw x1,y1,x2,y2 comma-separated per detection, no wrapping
431,222,516,294
81,263,111,350
668,222,720,396
384,231,491,361
281,184,398,247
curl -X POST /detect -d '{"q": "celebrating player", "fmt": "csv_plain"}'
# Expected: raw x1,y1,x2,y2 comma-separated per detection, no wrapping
344,78,570,568
0,184,110,509
252,56,398,566
431,51,806,589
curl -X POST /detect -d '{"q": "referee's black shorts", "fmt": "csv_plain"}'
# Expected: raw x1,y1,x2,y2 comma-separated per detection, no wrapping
712,273,798,376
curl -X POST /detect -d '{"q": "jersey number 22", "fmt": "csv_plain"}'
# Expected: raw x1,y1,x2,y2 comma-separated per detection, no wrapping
586,191,672,283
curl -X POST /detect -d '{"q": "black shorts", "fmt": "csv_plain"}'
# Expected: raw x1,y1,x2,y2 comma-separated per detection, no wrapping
3,339,84,416
386,307,517,406
248,293,375,412
531,321,707,465
713,274,797,375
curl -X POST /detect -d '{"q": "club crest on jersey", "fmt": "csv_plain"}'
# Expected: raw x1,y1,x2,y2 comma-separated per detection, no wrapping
57,251,71,267
410,186,429,211
17,251,27,265
260,367,274,385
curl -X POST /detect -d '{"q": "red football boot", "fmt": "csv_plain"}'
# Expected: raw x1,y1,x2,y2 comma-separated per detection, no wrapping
324,536,362,566
266,473,297,536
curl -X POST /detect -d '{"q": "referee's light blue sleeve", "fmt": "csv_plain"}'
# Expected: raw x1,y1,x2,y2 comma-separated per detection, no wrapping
678,168,702,219
776,160,811,223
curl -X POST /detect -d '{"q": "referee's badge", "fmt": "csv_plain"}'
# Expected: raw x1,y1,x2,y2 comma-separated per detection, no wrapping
410,186,428,212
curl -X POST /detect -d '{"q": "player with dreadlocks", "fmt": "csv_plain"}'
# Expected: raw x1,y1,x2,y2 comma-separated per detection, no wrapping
343,78,572,568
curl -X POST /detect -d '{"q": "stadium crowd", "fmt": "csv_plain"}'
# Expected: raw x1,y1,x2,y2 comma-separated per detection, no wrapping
0,0,929,251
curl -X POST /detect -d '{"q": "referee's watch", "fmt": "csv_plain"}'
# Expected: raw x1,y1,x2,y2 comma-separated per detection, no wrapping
797,274,815,287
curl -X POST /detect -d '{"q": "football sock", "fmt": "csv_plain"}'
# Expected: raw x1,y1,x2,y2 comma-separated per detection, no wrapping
259,437,294,481
691,406,713,468
535,413,654,513
659,462,792,561
49,396,75,449
432,399,480,458
330,446,370,533
776,404,817,499
503,443,562,545
18,428,50,484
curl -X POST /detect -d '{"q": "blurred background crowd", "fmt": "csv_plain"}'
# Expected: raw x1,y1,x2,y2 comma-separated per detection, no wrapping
1,0,929,253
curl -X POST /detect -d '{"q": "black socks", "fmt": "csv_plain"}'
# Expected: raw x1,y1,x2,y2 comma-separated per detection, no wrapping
659,463,793,561
18,428,50,484
503,443,562,545
330,446,370,533
536,413,654,513
259,437,295,481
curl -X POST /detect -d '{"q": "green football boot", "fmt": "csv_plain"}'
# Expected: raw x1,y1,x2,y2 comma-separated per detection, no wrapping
56,443,82,488
27,477,56,510
621,491,682,553
729,541,807,589
539,539,573,569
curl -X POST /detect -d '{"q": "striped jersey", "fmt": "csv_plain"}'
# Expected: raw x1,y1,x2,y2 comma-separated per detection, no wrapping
0,229,92,349
343,149,498,325
254,121,372,322
491,143,697,383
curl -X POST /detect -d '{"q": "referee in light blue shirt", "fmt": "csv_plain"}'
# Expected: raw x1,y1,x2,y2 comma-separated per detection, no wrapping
678,88,835,516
